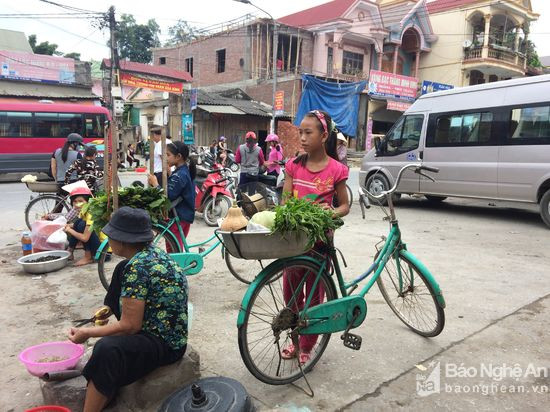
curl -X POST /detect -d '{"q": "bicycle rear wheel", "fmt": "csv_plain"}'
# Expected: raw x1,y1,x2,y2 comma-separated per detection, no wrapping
238,259,337,385
25,194,69,230
97,225,179,290
224,252,274,284
376,251,444,337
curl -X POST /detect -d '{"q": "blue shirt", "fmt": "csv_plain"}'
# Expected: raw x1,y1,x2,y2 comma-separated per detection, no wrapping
166,164,195,223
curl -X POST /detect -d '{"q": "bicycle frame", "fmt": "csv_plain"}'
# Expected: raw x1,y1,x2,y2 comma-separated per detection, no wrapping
237,221,445,329
95,214,221,261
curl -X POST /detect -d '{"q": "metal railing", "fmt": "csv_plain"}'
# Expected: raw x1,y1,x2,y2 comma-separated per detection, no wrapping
464,47,482,60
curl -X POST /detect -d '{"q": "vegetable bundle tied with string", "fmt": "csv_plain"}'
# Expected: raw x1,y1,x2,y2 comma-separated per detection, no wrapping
272,196,344,248
83,186,171,233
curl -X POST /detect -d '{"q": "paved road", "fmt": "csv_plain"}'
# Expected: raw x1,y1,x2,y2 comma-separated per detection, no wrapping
2,168,549,411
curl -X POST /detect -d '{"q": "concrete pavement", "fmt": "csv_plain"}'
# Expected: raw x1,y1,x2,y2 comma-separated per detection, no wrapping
1,171,549,411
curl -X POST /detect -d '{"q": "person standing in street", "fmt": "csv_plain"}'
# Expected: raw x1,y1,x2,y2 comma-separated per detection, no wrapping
151,128,172,187
336,131,348,167
265,133,284,177
235,131,265,188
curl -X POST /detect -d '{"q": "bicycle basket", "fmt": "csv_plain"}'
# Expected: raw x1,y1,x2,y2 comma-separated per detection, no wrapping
217,230,309,260
25,181,59,193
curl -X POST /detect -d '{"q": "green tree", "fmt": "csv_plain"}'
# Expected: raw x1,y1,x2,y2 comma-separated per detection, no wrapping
63,52,81,61
28,34,81,60
28,34,61,56
165,19,198,46
525,40,541,68
115,14,161,63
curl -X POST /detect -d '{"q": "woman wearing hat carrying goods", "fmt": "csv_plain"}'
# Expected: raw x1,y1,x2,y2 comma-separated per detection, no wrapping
68,207,188,412
235,131,265,190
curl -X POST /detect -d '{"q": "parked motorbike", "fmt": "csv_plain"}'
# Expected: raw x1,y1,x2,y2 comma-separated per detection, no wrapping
195,166,234,227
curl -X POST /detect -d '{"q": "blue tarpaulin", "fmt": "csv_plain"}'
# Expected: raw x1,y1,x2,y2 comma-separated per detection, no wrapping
294,74,367,137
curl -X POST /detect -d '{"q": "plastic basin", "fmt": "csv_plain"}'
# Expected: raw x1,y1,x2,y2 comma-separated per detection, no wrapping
25,407,71,412
135,167,147,172
19,341,84,377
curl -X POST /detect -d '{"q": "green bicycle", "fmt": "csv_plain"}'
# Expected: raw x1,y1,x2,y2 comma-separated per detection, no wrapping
95,199,262,289
236,164,446,385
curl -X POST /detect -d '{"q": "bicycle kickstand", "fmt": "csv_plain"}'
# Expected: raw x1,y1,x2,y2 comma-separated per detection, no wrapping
341,307,362,350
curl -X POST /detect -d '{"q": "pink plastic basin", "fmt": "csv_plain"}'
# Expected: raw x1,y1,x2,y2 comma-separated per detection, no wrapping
19,341,84,377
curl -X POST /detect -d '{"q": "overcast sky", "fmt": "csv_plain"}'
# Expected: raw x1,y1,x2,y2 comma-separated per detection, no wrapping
0,0,549,61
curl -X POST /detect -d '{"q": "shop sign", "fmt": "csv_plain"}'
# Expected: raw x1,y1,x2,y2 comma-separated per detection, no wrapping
182,113,194,144
387,100,412,112
0,51,75,84
421,80,454,95
274,91,284,116
368,70,418,102
120,72,183,93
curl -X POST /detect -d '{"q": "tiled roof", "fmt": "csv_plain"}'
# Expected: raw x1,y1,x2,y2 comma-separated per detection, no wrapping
277,0,356,27
183,89,273,117
426,0,479,14
102,59,192,82
0,80,97,99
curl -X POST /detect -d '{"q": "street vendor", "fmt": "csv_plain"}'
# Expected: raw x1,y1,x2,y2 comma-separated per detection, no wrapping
68,207,188,412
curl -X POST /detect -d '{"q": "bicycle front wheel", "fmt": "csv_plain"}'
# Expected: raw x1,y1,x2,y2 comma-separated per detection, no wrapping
98,225,180,290
346,184,353,209
224,252,274,284
238,259,337,385
376,251,444,337
25,194,68,230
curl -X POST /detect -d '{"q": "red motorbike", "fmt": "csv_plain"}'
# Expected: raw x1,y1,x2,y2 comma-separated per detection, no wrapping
195,166,234,226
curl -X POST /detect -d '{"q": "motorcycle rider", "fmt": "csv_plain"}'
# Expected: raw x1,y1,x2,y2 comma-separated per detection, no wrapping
235,131,265,189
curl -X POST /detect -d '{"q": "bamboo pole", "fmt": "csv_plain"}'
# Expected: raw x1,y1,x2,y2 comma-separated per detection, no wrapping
256,23,260,79
287,35,292,73
292,33,301,117
266,23,270,80
161,133,168,193
103,121,111,200
149,135,154,187
111,118,119,210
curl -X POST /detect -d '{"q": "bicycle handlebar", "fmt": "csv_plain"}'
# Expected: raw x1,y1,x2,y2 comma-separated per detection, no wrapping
363,163,439,200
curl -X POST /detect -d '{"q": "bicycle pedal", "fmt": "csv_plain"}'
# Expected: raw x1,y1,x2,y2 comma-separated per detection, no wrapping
341,333,362,350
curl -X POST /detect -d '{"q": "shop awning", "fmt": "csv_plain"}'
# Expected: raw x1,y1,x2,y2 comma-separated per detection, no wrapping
198,105,245,115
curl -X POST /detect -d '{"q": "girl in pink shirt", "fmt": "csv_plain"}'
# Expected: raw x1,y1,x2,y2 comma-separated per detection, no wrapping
280,110,349,365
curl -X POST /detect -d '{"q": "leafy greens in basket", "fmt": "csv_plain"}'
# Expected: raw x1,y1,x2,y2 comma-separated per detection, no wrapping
272,196,344,248
83,186,171,233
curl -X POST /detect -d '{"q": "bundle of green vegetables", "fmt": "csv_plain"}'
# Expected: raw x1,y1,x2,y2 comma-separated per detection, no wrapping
271,196,344,247
83,186,171,232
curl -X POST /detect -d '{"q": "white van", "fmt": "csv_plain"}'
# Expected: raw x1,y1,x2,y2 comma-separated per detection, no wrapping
360,75,550,228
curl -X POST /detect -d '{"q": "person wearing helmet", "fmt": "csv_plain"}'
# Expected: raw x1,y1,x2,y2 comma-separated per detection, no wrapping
64,145,104,193
52,133,83,186
64,186,101,265
235,131,265,188
265,134,284,177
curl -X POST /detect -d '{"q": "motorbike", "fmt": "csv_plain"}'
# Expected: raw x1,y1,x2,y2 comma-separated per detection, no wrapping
195,165,234,227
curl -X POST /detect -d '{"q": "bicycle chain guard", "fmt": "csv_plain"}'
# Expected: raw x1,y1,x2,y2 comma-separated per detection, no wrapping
299,296,367,335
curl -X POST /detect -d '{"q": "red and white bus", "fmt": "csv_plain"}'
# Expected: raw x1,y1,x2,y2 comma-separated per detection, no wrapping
0,102,110,174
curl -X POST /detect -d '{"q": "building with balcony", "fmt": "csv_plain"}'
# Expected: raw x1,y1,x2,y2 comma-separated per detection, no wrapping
422,0,539,86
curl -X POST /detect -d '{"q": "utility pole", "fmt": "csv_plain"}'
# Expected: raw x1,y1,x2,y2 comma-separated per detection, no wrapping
108,5,120,210
234,0,278,133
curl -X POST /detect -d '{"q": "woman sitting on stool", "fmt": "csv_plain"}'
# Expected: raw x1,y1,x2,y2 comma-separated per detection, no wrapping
68,207,188,412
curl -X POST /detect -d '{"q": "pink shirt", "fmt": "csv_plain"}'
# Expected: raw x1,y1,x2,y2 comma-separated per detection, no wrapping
267,146,284,174
285,156,349,204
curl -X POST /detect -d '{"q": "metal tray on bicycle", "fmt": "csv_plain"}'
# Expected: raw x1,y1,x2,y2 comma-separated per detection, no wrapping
25,181,59,193
216,230,309,260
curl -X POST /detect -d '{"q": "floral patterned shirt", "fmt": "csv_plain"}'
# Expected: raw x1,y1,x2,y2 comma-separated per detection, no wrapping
121,245,188,350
